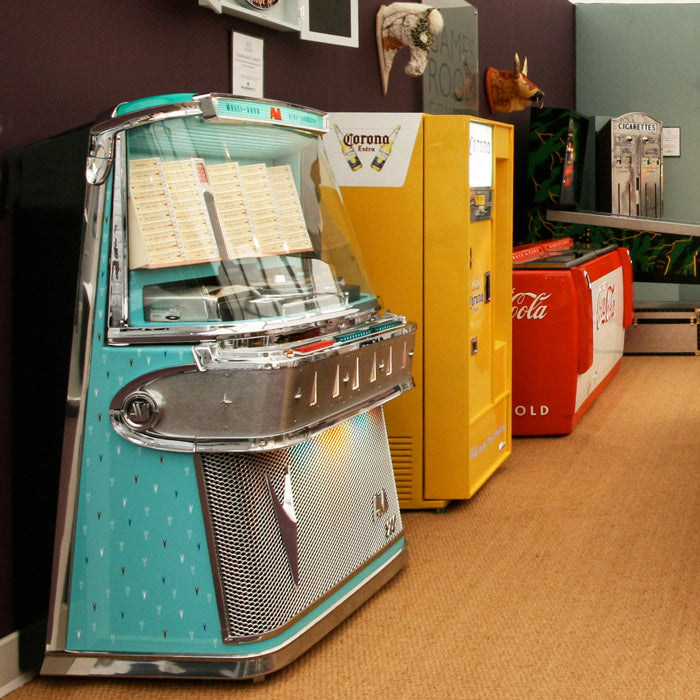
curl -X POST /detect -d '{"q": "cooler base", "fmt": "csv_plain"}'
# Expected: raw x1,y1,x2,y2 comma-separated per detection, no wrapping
513,360,622,436
41,541,406,681
624,307,699,355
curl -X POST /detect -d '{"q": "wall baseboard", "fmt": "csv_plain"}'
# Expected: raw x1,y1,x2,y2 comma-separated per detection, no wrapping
0,620,45,698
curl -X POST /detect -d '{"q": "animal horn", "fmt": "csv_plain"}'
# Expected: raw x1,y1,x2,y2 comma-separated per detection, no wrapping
513,53,521,77
523,57,528,75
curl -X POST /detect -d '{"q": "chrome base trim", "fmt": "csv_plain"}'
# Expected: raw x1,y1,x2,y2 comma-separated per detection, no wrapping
41,545,406,680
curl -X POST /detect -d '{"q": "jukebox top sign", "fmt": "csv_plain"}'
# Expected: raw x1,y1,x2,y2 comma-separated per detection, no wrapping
200,95,327,132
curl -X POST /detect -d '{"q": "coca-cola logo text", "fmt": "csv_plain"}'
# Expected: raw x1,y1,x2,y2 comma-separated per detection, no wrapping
512,290,551,320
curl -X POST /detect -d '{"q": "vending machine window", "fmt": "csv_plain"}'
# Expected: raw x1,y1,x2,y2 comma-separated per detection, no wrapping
42,94,415,680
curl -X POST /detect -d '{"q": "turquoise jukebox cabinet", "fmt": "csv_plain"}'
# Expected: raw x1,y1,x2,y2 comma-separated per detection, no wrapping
41,94,415,680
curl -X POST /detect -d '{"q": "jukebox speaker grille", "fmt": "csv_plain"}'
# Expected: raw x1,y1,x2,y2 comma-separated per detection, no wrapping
197,408,402,641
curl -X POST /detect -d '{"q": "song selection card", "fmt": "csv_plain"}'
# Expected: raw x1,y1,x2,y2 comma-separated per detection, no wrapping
128,158,312,269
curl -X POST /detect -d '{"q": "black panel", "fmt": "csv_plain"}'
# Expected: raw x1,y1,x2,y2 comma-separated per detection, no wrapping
308,0,351,38
4,125,89,628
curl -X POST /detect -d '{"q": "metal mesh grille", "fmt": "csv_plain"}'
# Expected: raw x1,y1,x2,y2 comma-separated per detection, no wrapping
198,408,402,641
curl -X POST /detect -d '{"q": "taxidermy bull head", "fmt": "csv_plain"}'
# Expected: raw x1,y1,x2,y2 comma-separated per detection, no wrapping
376,2,444,95
485,54,544,113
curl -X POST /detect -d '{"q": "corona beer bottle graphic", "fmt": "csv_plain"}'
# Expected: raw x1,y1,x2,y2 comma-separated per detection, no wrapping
371,125,401,171
333,124,362,171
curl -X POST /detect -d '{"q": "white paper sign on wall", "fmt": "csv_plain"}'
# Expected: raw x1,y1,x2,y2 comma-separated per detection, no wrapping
232,32,264,98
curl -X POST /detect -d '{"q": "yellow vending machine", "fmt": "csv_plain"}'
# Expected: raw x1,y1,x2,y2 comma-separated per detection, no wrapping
325,114,513,509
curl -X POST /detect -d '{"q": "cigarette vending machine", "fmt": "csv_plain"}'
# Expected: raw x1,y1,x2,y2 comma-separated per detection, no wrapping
596,112,663,217
326,114,513,509
41,94,416,680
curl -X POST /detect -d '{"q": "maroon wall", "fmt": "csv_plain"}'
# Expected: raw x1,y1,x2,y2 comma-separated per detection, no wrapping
0,0,574,153
0,0,574,639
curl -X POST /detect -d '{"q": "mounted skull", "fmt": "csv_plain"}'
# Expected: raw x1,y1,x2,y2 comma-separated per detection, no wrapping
485,54,545,114
376,2,444,95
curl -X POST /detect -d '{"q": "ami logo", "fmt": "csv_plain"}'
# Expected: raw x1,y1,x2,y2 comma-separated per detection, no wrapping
270,107,283,120
373,489,390,521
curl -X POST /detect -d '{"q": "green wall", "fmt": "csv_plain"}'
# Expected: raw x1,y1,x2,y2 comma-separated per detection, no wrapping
577,3,700,224
577,3,700,300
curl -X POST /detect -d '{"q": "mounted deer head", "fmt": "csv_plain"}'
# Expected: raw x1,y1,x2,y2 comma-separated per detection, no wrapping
485,54,544,113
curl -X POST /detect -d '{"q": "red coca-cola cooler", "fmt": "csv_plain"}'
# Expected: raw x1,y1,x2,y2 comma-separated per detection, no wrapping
512,239,634,435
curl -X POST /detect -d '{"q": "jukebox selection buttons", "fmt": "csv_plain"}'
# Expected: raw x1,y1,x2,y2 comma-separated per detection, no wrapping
294,339,335,354
121,392,160,431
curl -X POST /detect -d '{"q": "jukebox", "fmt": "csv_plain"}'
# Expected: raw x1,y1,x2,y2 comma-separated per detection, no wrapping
41,94,415,679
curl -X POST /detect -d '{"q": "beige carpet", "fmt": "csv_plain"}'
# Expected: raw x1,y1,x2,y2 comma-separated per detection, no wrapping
8,356,700,699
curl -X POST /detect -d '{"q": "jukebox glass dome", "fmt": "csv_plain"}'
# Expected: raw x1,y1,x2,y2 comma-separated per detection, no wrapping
103,94,378,341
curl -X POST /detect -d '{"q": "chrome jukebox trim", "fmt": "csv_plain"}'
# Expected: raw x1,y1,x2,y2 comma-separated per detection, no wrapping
105,303,377,346
108,132,129,328
45,180,110,651
108,322,416,452
85,101,202,186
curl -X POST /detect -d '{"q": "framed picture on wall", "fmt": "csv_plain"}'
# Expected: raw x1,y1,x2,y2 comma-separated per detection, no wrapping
662,127,680,158
300,0,358,47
